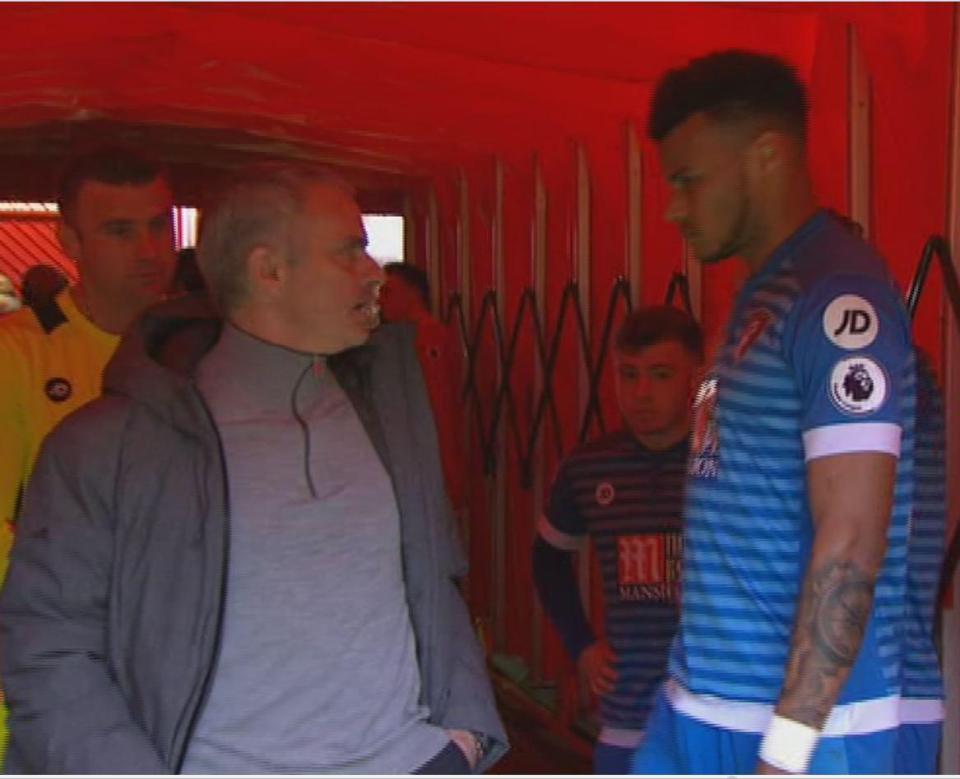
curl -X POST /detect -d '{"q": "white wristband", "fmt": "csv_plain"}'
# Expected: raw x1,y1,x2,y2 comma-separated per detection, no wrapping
758,714,820,774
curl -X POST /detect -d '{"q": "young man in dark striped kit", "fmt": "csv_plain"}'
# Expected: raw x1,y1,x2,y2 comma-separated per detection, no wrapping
533,305,703,773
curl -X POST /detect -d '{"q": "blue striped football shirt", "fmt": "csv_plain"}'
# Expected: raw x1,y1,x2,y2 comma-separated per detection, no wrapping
540,431,687,731
671,211,915,731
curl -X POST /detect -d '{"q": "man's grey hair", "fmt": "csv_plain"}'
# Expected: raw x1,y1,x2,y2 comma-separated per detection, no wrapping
197,161,354,313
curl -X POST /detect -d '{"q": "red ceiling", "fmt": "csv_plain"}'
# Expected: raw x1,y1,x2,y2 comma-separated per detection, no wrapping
0,2,940,199
0,3,825,185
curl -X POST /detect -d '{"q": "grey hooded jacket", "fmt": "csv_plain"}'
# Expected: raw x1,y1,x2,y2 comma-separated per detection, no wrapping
0,294,507,773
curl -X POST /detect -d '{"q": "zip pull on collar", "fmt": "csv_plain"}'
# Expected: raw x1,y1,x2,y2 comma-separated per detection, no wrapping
291,361,318,500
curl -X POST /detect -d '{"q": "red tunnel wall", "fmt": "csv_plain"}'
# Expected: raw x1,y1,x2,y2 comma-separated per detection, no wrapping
865,6,953,369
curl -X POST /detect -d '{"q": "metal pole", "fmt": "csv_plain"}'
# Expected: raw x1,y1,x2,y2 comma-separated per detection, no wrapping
424,187,441,315
940,6,960,772
626,121,644,307
574,142,592,613
848,23,873,237
492,158,508,650
531,154,548,681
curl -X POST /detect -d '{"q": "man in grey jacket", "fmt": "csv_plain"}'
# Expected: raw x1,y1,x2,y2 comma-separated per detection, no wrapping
0,163,506,774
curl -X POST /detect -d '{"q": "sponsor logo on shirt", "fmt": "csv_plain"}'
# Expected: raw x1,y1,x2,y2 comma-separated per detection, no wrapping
823,295,878,350
617,532,682,603
829,356,887,414
44,377,72,403
689,377,718,479
595,482,615,506
735,309,773,362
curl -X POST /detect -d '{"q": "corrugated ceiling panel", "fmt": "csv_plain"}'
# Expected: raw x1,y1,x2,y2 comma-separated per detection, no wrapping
0,218,75,290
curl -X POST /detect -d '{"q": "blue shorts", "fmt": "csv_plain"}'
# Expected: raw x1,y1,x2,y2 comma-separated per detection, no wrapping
594,741,635,774
894,722,941,774
632,685,898,775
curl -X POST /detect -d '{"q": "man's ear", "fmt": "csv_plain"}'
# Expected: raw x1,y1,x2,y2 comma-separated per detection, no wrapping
749,130,786,176
57,219,81,262
247,245,286,299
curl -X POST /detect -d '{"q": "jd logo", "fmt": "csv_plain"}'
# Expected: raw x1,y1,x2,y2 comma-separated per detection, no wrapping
823,295,878,350
833,308,872,337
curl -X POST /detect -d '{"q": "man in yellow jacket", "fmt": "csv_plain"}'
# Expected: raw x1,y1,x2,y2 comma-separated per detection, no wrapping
0,147,177,751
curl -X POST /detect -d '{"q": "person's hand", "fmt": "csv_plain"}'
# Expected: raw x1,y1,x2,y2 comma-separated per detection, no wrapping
447,728,480,770
577,639,618,697
756,759,791,774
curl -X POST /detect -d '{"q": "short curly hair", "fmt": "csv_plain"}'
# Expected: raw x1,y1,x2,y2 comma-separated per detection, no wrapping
648,50,808,143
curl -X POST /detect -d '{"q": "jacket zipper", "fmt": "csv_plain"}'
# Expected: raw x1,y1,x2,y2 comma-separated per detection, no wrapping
291,361,318,499
172,397,232,773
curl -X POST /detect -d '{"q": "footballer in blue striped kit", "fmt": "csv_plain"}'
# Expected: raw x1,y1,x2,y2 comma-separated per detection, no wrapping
634,50,929,775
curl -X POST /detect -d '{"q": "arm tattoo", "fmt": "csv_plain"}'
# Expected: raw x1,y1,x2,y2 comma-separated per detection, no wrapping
778,558,875,728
